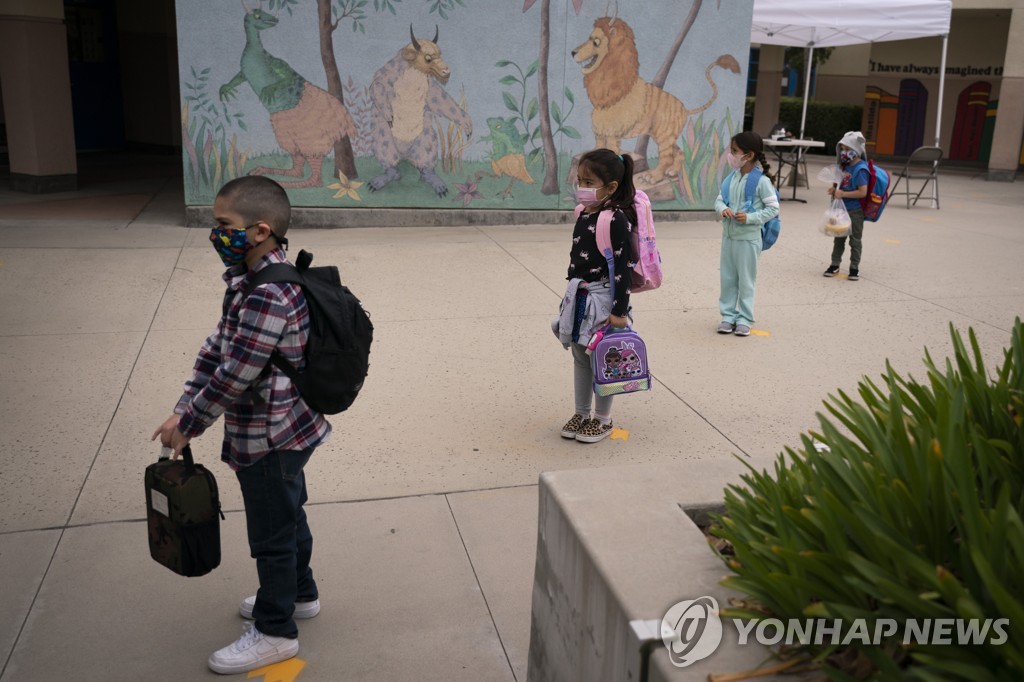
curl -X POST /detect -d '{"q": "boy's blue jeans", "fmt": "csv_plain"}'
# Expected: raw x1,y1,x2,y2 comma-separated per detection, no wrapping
235,447,318,639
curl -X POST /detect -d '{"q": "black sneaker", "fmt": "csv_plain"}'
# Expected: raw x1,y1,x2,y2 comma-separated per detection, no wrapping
848,268,860,281
823,265,840,277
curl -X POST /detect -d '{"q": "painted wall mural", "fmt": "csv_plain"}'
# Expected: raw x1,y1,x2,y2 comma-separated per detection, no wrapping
895,79,926,157
862,86,898,157
176,0,750,211
950,81,992,162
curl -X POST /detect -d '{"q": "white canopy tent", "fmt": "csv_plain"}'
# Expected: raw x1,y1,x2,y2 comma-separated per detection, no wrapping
751,0,953,147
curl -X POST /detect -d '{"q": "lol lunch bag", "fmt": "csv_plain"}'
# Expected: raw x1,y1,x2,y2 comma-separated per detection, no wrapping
588,326,652,397
145,445,224,577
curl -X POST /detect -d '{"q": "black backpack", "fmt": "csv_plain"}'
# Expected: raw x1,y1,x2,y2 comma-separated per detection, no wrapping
243,250,373,414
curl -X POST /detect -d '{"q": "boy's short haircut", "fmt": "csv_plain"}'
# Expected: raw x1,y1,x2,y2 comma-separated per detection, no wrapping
217,176,292,237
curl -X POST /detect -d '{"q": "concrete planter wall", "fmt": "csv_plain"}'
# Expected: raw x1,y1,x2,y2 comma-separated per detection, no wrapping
527,462,802,682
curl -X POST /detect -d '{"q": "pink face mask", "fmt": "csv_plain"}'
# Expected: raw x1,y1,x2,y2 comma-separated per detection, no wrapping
575,186,600,204
727,152,747,169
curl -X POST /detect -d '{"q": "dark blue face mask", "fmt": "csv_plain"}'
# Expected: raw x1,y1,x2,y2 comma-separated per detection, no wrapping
209,224,256,267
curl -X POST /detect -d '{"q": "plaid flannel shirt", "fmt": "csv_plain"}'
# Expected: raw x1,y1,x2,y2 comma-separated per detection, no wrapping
175,247,331,468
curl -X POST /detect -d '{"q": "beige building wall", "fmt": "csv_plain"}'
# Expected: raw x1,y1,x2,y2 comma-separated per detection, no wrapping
813,10,1011,154
790,3,1024,180
751,45,785,136
989,1,1024,177
0,0,77,190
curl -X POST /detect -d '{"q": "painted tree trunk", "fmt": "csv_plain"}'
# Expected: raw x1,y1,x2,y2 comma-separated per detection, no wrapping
537,0,559,194
634,0,702,173
318,0,358,179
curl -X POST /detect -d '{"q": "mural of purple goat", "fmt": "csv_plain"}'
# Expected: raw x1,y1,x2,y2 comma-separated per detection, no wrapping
367,26,473,197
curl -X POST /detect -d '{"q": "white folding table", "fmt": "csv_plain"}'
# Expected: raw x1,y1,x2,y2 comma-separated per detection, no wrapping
762,138,826,203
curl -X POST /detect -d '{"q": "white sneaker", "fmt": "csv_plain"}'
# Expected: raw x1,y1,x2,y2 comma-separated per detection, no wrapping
240,595,321,620
208,622,299,675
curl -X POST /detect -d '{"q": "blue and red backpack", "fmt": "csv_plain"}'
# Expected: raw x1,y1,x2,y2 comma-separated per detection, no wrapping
861,159,890,222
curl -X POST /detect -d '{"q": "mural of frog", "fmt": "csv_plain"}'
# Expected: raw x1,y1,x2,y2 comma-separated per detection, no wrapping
480,116,535,199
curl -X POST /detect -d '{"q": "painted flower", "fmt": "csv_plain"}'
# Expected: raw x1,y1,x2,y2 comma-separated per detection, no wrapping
328,171,364,202
454,177,482,207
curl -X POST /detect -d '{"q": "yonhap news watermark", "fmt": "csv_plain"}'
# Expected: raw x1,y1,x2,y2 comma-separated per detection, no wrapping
661,596,1010,668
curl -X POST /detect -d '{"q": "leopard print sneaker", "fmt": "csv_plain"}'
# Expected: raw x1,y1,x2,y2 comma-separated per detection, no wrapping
561,413,587,439
575,419,613,443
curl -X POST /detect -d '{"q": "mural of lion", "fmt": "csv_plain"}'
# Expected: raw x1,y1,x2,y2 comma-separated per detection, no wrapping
572,17,740,184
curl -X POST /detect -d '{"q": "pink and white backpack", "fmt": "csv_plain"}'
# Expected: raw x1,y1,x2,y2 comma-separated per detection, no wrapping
574,189,663,293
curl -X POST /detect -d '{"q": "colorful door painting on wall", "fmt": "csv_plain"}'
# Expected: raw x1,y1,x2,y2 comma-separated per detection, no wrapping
979,99,998,164
950,81,992,161
863,86,898,156
895,79,927,156
176,0,749,211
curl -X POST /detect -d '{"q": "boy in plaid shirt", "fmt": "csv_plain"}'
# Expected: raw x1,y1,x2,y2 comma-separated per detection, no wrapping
152,176,329,674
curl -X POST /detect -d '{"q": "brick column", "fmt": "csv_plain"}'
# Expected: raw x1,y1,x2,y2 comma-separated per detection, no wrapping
0,0,77,192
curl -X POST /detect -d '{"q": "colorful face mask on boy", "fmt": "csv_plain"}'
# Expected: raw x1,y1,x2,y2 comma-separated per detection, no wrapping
209,225,254,267
839,149,857,165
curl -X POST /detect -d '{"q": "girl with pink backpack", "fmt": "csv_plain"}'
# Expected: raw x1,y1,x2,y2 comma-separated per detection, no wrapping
551,149,661,444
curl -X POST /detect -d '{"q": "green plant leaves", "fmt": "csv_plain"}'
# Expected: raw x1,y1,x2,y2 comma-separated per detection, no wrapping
714,319,1024,679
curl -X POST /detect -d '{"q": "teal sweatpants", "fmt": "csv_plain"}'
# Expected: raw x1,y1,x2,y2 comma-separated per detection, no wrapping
719,236,762,327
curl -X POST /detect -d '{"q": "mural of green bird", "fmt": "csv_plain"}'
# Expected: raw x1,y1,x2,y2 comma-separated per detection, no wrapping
479,116,535,199
219,3,356,188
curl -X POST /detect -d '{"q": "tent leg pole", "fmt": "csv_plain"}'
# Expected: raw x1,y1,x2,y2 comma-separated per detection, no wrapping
796,45,814,192
799,45,814,140
933,33,948,208
935,34,948,148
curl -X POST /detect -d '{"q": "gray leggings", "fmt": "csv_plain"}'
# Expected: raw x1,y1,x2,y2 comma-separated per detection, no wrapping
572,344,613,418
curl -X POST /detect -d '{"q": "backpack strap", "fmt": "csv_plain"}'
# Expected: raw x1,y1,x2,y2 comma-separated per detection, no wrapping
594,209,616,288
720,171,734,208
242,263,303,297
743,168,764,208
721,169,764,209
865,159,878,205
239,263,305,381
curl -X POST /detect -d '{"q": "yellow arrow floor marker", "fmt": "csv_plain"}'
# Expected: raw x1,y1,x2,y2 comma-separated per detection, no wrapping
248,657,306,682
883,239,901,244
610,428,630,441
750,329,770,337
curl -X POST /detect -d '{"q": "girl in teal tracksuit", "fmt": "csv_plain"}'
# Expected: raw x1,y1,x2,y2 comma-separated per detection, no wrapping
714,131,780,337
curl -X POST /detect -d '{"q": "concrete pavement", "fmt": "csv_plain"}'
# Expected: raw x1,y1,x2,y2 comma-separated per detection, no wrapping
1,153,1022,681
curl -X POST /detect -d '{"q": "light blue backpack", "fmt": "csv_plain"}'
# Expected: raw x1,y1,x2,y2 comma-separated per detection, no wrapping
720,169,781,250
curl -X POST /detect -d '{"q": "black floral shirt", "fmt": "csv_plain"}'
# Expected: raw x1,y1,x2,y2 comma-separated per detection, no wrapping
567,208,634,316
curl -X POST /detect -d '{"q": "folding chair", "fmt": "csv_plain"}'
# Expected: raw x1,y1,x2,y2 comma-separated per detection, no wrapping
888,146,942,209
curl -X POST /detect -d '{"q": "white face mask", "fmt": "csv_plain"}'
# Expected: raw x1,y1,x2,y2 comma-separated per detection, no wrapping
575,186,600,204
